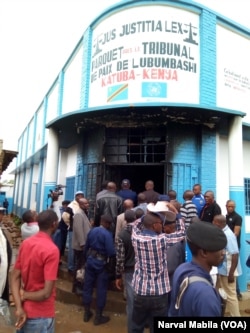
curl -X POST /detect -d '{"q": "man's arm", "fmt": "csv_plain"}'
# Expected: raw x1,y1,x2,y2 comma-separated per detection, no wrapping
228,253,238,283
234,225,241,238
11,268,27,330
165,217,186,245
21,280,56,301
115,236,125,290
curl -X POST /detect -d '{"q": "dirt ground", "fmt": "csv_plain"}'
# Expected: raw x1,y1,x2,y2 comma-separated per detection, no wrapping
2,216,250,333
1,302,128,333
2,294,250,333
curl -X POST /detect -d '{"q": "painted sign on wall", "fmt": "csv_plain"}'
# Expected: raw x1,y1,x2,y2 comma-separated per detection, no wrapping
88,5,200,107
216,25,250,116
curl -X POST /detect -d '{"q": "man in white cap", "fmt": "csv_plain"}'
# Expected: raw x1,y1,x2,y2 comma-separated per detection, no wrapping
131,201,185,332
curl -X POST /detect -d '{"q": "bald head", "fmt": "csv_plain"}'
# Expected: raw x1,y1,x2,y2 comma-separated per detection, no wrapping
137,192,146,203
107,182,117,192
145,180,154,191
78,198,89,210
212,214,226,229
123,199,134,210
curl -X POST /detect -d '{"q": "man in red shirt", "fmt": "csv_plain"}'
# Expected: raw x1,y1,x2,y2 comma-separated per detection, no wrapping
11,210,60,333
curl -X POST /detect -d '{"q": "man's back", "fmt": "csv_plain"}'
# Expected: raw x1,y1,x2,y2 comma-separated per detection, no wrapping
95,187,123,233
14,231,59,317
72,208,91,251
180,200,198,229
168,261,222,317
117,224,135,271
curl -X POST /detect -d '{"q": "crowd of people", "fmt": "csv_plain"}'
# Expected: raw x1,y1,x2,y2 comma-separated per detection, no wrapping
0,179,249,333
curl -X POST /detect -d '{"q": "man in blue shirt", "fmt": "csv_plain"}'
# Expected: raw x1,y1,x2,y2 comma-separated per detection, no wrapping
117,179,137,206
192,183,205,216
168,221,227,317
213,214,241,317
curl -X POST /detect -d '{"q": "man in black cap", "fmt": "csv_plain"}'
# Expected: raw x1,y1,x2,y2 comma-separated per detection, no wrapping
168,221,227,317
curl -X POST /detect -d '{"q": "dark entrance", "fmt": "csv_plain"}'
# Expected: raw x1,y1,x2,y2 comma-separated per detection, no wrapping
106,164,165,195
103,126,167,195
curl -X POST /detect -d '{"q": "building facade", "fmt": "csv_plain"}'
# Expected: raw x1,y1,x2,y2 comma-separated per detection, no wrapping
12,0,250,290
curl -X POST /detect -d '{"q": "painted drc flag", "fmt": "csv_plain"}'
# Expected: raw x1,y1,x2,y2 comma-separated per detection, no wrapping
107,83,128,102
142,82,167,98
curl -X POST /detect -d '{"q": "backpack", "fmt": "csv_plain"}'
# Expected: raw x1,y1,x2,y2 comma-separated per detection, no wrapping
175,276,211,309
175,275,227,316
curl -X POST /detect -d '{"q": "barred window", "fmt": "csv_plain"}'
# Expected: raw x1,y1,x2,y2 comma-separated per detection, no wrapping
244,178,250,215
105,127,166,164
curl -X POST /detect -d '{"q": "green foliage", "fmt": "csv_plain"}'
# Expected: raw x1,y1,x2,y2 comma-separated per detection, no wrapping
11,213,22,227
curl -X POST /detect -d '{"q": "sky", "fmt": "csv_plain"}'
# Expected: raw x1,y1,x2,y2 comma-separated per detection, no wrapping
0,0,249,177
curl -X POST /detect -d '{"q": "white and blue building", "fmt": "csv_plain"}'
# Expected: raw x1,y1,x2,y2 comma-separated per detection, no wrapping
12,0,250,291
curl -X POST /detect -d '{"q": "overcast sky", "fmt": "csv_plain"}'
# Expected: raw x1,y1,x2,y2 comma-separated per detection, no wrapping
0,0,249,177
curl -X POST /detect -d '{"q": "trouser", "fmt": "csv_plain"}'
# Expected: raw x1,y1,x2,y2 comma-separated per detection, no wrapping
124,271,134,333
131,293,168,333
216,274,241,317
60,229,68,257
52,229,61,253
82,264,109,311
67,231,75,271
72,249,85,292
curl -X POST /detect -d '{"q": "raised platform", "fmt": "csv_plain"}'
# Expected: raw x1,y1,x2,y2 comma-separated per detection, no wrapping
56,261,126,313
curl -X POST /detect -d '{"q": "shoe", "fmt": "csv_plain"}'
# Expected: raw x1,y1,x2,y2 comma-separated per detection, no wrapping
72,285,82,295
83,310,93,322
94,314,110,325
237,293,243,301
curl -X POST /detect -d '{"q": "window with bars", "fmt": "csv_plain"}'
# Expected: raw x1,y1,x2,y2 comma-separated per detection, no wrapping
105,127,167,164
244,178,250,215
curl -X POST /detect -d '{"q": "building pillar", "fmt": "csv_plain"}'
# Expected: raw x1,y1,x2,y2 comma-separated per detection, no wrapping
43,128,60,218
228,115,247,292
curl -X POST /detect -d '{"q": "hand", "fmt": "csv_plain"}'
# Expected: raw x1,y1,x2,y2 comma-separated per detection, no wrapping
166,202,178,214
228,274,234,283
115,278,123,290
15,308,27,330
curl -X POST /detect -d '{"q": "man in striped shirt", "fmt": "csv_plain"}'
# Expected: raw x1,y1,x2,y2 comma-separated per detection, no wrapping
180,190,198,230
131,204,186,333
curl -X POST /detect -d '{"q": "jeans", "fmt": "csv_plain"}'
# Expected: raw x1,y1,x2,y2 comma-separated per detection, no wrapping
52,229,61,252
132,293,168,333
124,271,134,333
67,231,75,271
17,317,55,333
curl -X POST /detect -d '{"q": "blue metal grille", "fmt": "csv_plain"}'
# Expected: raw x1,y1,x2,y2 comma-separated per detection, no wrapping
244,178,250,215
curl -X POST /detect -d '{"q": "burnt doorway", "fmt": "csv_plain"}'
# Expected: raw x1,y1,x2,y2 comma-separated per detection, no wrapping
106,164,165,195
